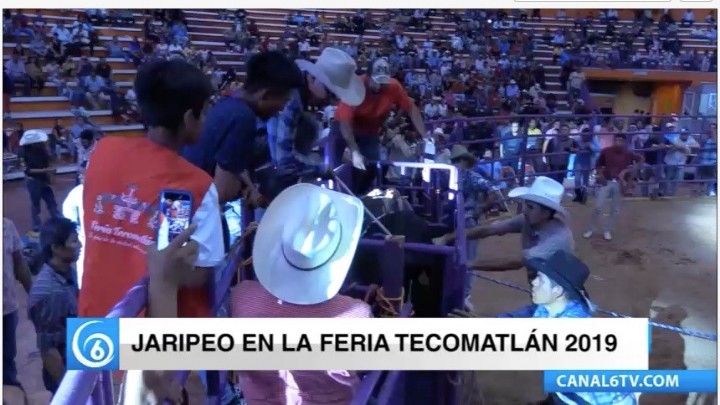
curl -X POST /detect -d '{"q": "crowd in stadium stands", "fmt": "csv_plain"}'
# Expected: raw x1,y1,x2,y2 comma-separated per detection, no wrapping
2,8,718,176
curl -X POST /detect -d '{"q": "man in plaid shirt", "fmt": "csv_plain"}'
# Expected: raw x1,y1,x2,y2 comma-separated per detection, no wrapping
265,48,365,196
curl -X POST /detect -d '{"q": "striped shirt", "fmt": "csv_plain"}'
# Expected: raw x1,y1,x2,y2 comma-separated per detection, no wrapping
230,280,372,405
27,263,79,355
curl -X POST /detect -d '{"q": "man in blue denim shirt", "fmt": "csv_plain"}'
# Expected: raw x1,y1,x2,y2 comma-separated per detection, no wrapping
454,250,637,405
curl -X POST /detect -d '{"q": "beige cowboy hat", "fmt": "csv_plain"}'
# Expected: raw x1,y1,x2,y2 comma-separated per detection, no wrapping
449,144,477,165
296,48,365,106
252,183,364,305
19,130,48,146
508,176,569,220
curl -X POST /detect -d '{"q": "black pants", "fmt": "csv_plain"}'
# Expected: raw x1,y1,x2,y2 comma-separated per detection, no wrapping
26,177,60,231
548,164,568,184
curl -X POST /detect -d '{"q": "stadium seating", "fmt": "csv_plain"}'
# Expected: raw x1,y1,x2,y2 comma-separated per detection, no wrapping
3,8,716,138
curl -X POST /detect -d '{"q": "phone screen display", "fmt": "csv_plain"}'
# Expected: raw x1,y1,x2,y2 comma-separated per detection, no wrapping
157,190,192,250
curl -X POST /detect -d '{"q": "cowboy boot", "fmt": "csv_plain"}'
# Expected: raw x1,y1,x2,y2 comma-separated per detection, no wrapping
573,188,581,202
579,187,588,205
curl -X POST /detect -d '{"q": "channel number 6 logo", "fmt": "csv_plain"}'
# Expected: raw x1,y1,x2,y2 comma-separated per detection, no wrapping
66,318,120,371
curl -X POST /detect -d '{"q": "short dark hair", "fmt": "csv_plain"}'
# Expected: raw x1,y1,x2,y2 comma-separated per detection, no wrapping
244,51,303,94
39,217,78,262
134,59,214,133
614,134,627,141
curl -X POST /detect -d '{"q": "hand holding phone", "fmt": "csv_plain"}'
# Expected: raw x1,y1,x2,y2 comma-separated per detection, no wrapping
156,189,193,250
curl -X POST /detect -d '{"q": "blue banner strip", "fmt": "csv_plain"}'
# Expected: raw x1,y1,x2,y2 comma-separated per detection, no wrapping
544,370,717,394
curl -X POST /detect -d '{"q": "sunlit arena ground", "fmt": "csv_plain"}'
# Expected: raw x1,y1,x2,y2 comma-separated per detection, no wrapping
4,177,718,405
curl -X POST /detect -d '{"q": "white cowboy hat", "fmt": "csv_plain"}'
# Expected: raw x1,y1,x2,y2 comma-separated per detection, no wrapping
296,48,365,107
252,183,364,305
508,176,569,220
19,130,48,146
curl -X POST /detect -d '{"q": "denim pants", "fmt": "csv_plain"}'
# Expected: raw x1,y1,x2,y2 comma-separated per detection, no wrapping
26,177,61,231
589,181,621,233
663,165,683,196
464,217,478,300
573,162,591,189
3,311,22,389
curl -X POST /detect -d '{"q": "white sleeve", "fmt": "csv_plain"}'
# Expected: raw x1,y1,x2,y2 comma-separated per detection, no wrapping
62,185,83,224
191,183,225,268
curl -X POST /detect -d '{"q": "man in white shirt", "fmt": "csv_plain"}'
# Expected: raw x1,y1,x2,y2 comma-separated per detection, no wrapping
567,70,585,99
424,100,439,119
4,54,31,96
663,129,699,196
51,22,72,43
682,10,695,27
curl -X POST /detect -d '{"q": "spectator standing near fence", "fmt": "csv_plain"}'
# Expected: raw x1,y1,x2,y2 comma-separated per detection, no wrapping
697,127,717,196
584,134,643,241
27,217,81,395
662,129,699,197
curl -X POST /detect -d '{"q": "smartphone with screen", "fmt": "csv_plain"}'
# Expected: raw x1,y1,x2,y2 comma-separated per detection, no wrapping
156,189,193,250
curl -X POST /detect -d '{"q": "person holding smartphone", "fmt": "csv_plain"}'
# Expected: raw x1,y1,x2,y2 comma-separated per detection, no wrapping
80,59,224,320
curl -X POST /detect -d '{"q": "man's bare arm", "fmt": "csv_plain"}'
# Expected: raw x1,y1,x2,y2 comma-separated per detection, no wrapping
213,165,244,204
12,250,32,293
469,256,524,272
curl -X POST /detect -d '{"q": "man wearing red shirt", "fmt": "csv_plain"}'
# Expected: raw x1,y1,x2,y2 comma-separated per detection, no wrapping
583,134,643,241
334,58,428,194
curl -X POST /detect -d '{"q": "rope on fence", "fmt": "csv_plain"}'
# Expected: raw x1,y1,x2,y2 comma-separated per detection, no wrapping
470,272,718,342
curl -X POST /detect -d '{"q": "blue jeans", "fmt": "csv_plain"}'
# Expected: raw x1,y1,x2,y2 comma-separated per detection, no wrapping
663,165,683,196
573,162,591,189
26,177,60,231
464,217,478,300
3,311,22,389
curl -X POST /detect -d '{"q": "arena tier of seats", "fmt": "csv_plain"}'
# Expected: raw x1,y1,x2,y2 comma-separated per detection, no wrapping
3,8,717,138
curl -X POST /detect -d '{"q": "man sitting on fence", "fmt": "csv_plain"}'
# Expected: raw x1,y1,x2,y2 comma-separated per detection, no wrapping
452,250,638,405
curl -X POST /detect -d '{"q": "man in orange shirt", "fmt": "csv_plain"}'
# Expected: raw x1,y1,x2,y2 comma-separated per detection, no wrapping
81,59,225,320
334,58,428,194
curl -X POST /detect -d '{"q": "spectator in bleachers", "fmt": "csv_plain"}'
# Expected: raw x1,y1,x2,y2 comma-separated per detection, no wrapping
50,22,71,45
82,70,108,109
4,53,31,96
24,56,45,95
681,10,695,27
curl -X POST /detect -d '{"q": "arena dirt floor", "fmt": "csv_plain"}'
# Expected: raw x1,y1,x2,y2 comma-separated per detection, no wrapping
3,175,717,405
